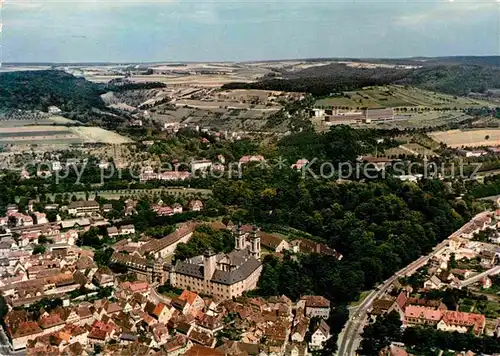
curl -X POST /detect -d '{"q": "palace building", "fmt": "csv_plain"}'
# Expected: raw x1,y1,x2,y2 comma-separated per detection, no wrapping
170,225,262,300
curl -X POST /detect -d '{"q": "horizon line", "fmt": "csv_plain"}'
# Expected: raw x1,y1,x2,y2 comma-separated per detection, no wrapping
2,55,500,66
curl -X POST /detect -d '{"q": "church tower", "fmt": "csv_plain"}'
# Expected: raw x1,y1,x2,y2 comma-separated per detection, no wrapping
234,223,246,250
249,226,261,260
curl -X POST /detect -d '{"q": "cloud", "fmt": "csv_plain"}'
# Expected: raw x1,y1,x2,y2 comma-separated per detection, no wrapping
395,2,497,26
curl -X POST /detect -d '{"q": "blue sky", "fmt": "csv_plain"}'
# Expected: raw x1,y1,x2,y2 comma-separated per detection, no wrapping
3,0,500,62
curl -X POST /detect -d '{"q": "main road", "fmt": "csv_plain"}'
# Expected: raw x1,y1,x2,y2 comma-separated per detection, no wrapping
336,211,491,356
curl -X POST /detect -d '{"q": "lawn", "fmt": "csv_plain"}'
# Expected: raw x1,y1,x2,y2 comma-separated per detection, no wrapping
349,290,371,307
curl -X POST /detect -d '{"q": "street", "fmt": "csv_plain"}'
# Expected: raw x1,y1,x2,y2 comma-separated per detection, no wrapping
336,211,490,355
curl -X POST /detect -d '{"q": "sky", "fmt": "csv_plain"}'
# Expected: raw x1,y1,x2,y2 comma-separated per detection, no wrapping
2,0,500,63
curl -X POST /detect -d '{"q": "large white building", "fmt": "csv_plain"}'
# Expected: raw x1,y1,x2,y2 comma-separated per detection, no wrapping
67,201,100,217
170,226,262,300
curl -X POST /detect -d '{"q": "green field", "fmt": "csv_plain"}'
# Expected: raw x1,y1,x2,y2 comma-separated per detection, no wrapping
315,85,496,109
385,143,438,157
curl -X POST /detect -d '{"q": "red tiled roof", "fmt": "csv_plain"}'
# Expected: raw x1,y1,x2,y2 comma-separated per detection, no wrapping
184,344,223,356
301,295,330,308
179,290,200,306
442,311,485,335
405,305,443,322
153,304,166,317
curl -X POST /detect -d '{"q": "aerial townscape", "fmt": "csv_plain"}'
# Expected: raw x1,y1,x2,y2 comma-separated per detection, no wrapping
1,1,500,356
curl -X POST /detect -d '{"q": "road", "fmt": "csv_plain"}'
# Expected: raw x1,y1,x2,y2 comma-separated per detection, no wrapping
149,282,173,305
460,265,500,288
336,211,491,356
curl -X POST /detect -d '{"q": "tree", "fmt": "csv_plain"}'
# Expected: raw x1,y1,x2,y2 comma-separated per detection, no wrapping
32,245,46,255
94,248,114,267
46,210,58,223
37,235,53,244
358,311,402,356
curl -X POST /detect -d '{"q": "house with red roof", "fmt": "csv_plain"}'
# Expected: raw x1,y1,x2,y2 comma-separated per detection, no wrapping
152,303,174,324
297,296,331,319
239,155,265,165
179,290,205,316
437,311,486,335
404,305,443,327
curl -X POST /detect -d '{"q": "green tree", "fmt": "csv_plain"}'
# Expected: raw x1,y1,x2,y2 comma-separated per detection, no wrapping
358,311,402,356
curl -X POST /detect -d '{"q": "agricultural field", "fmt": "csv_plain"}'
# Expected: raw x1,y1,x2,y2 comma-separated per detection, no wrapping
0,115,77,127
363,111,471,130
71,127,133,144
315,85,497,109
0,125,132,145
429,129,500,148
385,143,438,157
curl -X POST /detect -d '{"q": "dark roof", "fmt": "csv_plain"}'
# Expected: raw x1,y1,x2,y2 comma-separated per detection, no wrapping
176,321,192,335
145,301,157,316
139,222,197,255
260,233,285,249
120,333,138,341
174,249,262,286
67,200,100,209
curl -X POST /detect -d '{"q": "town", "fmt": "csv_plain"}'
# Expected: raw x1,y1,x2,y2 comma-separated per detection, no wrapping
0,195,342,355
1,5,500,353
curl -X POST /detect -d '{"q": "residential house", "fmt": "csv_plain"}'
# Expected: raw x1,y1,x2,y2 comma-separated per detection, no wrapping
297,296,331,319
92,267,115,287
184,345,223,356
291,316,309,342
404,306,443,327
164,335,192,356
173,203,183,214
291,159,309,170
309,320,330,350
102,204,113,213
239,155,265,165
437,311,486,335
188,200,203,212
191,160,213,172
178,290,205,315
33,212,48,225
151,303,174,324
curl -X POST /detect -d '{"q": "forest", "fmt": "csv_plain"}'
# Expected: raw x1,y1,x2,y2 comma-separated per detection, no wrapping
0,70,166,128
205,126,478,353
223,63,500,97
0,70,106,112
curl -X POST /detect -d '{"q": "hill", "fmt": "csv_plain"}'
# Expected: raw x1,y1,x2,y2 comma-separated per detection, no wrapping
0,70,106,112
224,63,500,97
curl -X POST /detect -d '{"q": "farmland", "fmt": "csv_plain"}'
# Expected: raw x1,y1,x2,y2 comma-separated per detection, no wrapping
369,111,472,130
429,129,500,148
0,125,132,145
385,142,438,158
315,85,496,109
